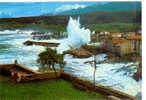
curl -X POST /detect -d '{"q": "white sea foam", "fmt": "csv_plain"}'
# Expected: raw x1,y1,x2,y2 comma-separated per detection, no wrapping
0,29,34,35
0,23,141,97
57,17,91,54
0,31,44,70
64,54,141,96
0,30,20,34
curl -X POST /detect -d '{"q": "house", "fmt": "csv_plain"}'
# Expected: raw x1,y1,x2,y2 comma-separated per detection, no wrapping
123,32,136,37
91,33,99,42
103,34,142,56
106,32,124,38
99,30,110,35
104,38,135,56
137,29,141,35
98,32,124,42
127,35,142,56
111,32,123,38
129,32,136,36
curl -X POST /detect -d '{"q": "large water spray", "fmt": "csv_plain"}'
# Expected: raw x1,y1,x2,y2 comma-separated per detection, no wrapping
57,17,91,54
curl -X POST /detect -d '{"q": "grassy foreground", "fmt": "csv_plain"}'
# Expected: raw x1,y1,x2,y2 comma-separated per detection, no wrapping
0,75,104,100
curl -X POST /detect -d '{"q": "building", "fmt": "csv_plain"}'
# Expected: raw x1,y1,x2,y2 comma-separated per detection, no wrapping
99,30,110,35
99,32,124,42
104,38,135,56
98,31,110,42
106,32,124,38
137,29,141,35
127,35,142,56
103,34,142,56
123,32,136,37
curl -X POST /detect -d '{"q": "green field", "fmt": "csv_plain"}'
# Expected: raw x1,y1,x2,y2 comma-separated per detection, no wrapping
0,75,104,100
85,23,141,33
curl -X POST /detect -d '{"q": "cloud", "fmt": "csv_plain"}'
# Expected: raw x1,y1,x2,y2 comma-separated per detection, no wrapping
55,4,86,12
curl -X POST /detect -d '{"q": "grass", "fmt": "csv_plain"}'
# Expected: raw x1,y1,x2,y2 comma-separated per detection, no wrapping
0,21,140,33
0,22,66,32
0,75,104,100
85,23,141,32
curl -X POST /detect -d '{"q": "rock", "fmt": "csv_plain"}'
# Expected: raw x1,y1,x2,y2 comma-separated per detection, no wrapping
133,61,142,81
64,48,92,58
24,40,59,47
63,45,106,58
24,40,33,46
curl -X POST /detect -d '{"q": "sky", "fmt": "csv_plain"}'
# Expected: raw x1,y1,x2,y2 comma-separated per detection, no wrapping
0,2,99,18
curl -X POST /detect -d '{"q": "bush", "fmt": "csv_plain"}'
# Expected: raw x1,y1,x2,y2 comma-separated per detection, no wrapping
37,48,65,72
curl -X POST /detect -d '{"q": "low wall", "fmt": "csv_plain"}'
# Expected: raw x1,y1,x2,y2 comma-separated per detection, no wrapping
15,64,39,74
0,63,139,100
61,72,138,100
18,71,61,82
0,64,15,76
0,63,38,75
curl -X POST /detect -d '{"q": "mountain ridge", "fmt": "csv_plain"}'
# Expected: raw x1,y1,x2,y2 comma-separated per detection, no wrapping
53,2,141,15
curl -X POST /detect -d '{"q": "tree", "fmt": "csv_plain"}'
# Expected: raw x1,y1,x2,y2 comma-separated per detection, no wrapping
37,48,65,73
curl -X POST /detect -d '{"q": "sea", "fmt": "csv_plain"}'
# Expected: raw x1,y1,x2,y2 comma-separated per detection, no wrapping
0,30,141,98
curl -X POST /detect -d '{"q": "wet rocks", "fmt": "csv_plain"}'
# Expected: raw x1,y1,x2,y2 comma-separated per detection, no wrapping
24,40,33,46
63,45,106,58
133,61,142,81
24,40,59,47
64,48,92,58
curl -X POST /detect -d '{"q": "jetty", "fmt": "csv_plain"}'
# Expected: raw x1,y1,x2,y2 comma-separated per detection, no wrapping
24,40,59,47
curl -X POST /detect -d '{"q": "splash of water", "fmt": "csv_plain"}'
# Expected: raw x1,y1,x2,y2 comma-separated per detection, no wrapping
57,17,91,54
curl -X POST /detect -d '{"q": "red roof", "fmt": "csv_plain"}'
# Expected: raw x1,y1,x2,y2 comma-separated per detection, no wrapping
106,32,122,36
100,30,109,32
107,38,126,44
127,35,141,40
128,32,135,34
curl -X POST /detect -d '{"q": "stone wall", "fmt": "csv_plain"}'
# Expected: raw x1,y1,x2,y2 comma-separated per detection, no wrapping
61,72,138,100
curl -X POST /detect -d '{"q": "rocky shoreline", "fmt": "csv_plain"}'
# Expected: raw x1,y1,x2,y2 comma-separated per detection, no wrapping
23,40,142,82
63,45,106,58
24,40,59,47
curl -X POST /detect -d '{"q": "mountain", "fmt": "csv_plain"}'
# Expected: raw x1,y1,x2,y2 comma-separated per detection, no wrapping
0,2,141,31
0,2,97,18
56,2,141,15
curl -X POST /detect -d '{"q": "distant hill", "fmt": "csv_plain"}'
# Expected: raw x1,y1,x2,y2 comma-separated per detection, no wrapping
75,11,141,24
55,2,141,15
0,10,141,25
0,2,141,30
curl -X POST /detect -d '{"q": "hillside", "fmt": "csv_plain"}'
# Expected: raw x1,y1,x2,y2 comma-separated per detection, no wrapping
0,2,141,31
56,2,141,15
0,11,141,25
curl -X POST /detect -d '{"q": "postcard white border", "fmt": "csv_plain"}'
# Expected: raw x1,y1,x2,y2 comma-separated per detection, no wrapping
0,0,144,100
